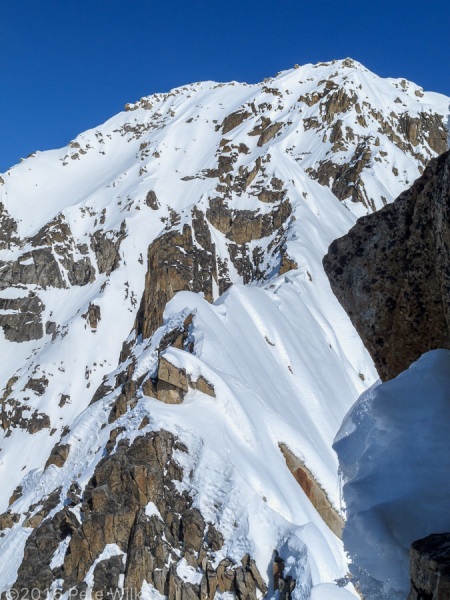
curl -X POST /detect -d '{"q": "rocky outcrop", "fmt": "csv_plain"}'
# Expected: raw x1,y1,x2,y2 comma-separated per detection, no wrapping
279,444,343,538
206,197,291,246
0,293,44,342
324,150,450,381
142,356,216,405
257,122,283,147
85,303,101,329
145,190,160,209
307,141,374,209
0,248,64,291
90,223,126,275
148,356,189,404
221,110,251,135
0,373,51,434
45,443,71,469
11,430,267,599
408,533,450,599
0,202,19,249
0,215,124,342
135,192,291,340
136,211,217,339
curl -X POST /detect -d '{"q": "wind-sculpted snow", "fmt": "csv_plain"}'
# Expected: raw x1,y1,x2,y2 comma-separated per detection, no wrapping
0,58,447,597
334,350,450,599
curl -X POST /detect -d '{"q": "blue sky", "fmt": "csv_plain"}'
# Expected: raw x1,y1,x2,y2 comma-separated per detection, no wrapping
1,0,449,172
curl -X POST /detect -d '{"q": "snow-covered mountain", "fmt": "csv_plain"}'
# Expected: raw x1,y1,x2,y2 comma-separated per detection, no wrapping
0,58,448,598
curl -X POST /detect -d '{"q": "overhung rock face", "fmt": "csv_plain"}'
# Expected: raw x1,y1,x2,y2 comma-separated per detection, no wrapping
323,150,450,381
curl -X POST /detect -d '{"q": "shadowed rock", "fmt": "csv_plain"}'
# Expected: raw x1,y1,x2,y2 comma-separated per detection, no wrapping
324,150,450,381
408,533,450,599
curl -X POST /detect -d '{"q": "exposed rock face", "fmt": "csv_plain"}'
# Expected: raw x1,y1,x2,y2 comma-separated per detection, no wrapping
0,293,44,342
44,443,70,469
141,355,216,405
0,248,64,291
206,197,291,246
279,444,343,538
90,223,126,275
152,356,189,404
136,194,293,339
408,533,450,599
136,214,217,339
11,430,267,598
0,216,125,343
307,141,375,209
324,150,450,381
0,202,19,249
221,110,251,135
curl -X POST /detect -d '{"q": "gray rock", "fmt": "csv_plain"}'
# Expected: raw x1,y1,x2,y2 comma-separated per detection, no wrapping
0,293,44,342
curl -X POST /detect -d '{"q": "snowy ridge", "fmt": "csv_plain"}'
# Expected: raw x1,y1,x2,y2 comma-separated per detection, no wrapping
0,59,448,596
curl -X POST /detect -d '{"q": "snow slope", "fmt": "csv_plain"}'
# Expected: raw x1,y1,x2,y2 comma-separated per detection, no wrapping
0,58,448,597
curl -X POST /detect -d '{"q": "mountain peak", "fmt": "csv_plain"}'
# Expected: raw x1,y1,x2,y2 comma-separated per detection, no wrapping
0,62,448,597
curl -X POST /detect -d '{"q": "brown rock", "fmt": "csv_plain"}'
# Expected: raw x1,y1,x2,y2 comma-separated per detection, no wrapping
324,150,450,381
23,514,44,529
11,424,266,600
221,111,251,135
0,511,19,530
156,383,185,404
45,443,71,469
135,211,217,339
158,357,188,392
183,509,206,554
279,443,343,538
190,376,215,397
145,190,160,209
257,122,283,147
9,485,23,507
86,304,101,329
279,251,298,275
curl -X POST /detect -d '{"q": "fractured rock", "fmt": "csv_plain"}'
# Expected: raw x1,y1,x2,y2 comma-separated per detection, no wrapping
10,430,267,599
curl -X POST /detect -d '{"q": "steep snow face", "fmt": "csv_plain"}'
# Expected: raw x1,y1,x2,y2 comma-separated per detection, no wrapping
334,350,450,599
0,59,447,596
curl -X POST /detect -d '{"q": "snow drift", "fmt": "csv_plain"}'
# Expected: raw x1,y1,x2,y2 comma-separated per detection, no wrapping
334,349,450,598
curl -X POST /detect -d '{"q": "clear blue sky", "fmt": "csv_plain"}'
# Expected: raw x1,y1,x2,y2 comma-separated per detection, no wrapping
1,0,449,172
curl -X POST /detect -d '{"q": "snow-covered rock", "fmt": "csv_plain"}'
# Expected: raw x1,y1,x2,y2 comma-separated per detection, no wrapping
0,58,448,597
